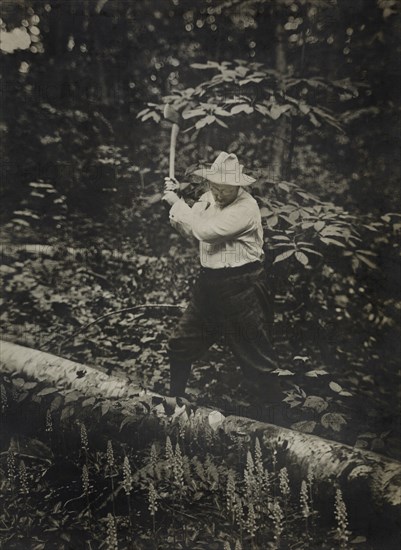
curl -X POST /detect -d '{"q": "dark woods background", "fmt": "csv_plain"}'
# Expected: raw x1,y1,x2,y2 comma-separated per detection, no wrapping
1,0,400,454
2,0,400,214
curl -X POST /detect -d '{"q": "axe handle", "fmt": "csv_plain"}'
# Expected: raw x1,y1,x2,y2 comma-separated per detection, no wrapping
169,123,179,179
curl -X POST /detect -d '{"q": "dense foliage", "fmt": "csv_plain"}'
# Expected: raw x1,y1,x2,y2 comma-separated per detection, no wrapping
1,0,400,483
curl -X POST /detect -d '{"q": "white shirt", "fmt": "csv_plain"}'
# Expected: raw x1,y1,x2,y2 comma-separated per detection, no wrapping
169,187,264,269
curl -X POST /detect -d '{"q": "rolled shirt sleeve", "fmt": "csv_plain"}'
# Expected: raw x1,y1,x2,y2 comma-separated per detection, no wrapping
169,191,258,244
169,188,264,268
191,203,257,244
169,198,195,241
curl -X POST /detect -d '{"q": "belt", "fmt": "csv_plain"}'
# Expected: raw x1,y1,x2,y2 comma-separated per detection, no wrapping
199,260,263,278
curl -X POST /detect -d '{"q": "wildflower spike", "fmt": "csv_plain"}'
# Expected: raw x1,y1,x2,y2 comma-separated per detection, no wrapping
18,460,28,495
45,409,53,432
106,513,118,550
335,488,350,549
107,440,115,471
122,456,132,495
300,480,310,518
82,464,90,494
148,481,159,516
80,423,89,453
7,447,16,486
279,467,290,497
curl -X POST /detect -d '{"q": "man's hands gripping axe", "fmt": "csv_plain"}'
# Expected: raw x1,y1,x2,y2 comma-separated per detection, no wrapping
163,176,181,206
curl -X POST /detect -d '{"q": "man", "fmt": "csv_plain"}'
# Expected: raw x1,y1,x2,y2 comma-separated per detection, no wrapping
162,151,283,408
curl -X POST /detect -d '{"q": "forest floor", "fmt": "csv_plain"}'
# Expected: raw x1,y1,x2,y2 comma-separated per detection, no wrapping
1,214,400,461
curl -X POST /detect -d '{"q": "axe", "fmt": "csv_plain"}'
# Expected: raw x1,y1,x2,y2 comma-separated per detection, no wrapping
145,105,191,207
162,104,193,198
164,104,181,183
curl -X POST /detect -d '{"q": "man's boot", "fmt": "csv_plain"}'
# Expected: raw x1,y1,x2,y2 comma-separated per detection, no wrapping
169,360,192,397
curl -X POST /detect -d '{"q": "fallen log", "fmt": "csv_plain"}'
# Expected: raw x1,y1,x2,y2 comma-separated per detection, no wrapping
1,339,400,534
0,242,155,265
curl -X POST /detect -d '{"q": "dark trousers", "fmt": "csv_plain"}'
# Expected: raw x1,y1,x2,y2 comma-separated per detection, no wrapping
168,262,282,400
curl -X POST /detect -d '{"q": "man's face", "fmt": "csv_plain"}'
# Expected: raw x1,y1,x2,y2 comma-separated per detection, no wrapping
208,182,239,208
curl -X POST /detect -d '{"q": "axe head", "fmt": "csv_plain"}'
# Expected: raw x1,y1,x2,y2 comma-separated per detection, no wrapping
164,103,181,126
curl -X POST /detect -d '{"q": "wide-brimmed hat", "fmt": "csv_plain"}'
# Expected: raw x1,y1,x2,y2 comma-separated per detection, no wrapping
192,151,256,186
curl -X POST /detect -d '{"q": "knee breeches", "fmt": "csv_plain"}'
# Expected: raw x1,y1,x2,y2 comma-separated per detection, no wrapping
167,266,279,377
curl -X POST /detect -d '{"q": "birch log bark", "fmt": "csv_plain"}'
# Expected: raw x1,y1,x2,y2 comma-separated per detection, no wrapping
1,340,400,532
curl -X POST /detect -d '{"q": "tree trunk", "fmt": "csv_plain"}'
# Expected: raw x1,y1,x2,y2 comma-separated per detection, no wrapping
1,340,400,532
271,22,288,182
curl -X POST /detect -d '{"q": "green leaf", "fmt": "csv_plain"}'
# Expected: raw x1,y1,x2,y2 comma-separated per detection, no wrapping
329,381,342,393
305,369,328,377
351,536,367,544
215,118,229,128
182,109,206,119
255,104,270,116
273,250,295,264
82,397,96,407
13,218,30,227
141,111,159,123
299,247,323,257
303,396,328,413
356,254,377,269
295,251,309,266
272,235,291,241
260,206,272,217
17,392,29,403
230,104,254,115
301,222,315,229
296,190,313,201
120,416,136,431
14,210,40,220
234,65,249,77
321,237,347,248
283,396,302,407
136,108,149,118
270,104,291,120
190,62,221,69
12,378,26,388
266,215,279,228
299,103,311,115
289,210,300,223
321,226,345,237
208,410,225,431
29,182,54,189
50,396,63,412
314,221,325,232
273,243,293,248
214,107,232,117
321,413,347,432
60,406,74,421
271,368,295,376
278,182,290,192
291,420,317,433
195,115,215,129
239,77,263,85
64,391,82,404
37,387,59,397
308,112,322,127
